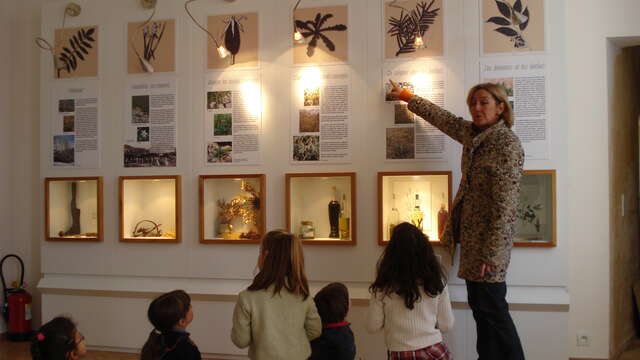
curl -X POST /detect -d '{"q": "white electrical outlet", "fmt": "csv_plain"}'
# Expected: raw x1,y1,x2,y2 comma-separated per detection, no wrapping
576,331,590,347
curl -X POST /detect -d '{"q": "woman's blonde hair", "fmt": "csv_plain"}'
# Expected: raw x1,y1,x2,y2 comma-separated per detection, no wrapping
248,230,309,299
466,82,514,128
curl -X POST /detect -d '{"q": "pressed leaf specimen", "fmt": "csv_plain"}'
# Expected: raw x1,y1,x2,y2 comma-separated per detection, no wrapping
57,27,96,78
486,0,530,48
387,0,440,57
221,15,247,65
137,21,167,71
295,13,347,58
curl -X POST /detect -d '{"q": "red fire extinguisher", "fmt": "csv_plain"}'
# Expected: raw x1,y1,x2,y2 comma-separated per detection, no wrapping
1,254,32,341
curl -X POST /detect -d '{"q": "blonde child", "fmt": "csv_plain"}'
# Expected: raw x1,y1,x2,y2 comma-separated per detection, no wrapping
31,316,87,360
140,290,201,360
231,230,322,359
368,222,454,360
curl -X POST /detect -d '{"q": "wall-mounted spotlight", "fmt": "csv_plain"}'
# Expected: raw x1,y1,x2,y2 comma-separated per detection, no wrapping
185,0,230,60
35,2,82,77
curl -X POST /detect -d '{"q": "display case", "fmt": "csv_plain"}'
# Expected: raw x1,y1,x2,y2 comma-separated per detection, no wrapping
199,174,265,244
378,171,452,245
286,173,356,245
514,170,556,247
119,176,181,243
44,177,103,242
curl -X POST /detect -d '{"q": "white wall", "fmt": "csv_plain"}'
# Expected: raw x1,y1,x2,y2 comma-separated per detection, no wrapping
566,0,640,358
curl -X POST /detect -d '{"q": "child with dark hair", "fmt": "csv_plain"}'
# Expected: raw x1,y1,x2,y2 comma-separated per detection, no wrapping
310,282,356,360
141,289,201,360
31,316,86,360
368,222,454,360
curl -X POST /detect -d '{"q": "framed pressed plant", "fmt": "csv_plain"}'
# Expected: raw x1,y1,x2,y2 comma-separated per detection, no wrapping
199,174,265,244
44,177,103,242
514,169,556,247
378,171,451,246
119,175,181,243
286,173,356,245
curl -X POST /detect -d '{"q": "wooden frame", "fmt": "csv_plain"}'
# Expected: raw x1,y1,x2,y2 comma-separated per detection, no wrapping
285,172,357,245
44,177,103,242
377,171,452,246
199,174,266,244
514,169,557,247
119,175,181,243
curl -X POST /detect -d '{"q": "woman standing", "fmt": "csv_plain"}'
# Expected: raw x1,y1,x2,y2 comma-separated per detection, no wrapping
387,81,525,360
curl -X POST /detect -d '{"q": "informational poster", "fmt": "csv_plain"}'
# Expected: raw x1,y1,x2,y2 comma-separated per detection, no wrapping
383,61,447,160
481,57,548,159
51,83,100,168
205,70,261,165
291,65,351,163
124,78,177,167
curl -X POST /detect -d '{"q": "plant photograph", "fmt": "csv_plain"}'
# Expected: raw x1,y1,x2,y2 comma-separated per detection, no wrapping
299,109,320,132
394,104,415,124
59,99,75,113
63,115,75,132
208,91,232,109
207,141,233,163
304,87,320,106
131,95,150,124
137,127,150,142
214,113,233,136
386,127,415,159
293,135,320,161
53,135,75,165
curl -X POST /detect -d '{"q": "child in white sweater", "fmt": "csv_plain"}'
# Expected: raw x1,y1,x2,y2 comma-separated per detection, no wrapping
367,222,454,360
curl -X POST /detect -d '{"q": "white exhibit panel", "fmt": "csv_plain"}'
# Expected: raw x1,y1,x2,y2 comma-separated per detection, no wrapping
46,177,102,241
120,176,180,242
287,173,355,244
200,175,264,243
379,172,451,244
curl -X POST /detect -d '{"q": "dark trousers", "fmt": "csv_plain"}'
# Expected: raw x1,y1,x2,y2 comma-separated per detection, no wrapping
466,281,525,360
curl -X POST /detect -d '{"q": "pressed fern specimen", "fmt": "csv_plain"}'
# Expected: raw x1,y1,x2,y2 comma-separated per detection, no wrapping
387,0,440,57
57,27,96,78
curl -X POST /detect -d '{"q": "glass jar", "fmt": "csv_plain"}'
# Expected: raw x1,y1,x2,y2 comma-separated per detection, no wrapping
299,221,315,239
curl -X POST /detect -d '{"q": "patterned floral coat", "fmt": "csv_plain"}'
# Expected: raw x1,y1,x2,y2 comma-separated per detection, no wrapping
407,96,524,282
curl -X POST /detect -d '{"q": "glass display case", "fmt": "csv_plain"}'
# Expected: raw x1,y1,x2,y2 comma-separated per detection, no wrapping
119,176,181,243
286,173,356,245
199,174,265,244
378,171,452,245
45,177,103,242
514,170,556,247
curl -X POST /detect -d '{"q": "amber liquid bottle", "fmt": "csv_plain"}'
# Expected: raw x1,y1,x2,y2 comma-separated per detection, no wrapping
437,192,449,240
328,187,340,238
339,194,350,239
410,193,424,231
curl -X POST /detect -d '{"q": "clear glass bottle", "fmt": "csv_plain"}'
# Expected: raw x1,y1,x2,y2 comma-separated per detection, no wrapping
388,193,400,239
411,193,424,231
339,193,350,239
300,221,315,239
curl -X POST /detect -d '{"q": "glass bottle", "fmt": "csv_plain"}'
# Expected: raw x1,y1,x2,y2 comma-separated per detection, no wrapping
437,192,449,240
300,221,315,239
328,186,340,238
339,193,350,239
388,193,400,239
411,193,424,231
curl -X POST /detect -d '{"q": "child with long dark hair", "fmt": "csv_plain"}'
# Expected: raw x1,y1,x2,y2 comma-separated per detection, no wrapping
368,222,454,360
31,316,86,360
231,230,322,359
140,289,201,360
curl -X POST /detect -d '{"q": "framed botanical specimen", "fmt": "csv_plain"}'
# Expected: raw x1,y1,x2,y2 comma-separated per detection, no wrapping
119,176,181,243
514,169,556,247
286,173,356,245
207,12,259,69
45,177,103,242
199,174,265,244
384,0,444,59
293,6,348,64
128,19,176,74
482,0,545,54
54,26,99,79
378,172,451,245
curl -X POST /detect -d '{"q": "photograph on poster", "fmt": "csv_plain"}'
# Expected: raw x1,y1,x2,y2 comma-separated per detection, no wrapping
207,141,233,163
53,135,75,165
299,109,320,132
124,144,176,167
54,26,98,79
385,81,414,101
304,87,320,106
131,95,150,124
128,19,176,74
482,0,544,54
207,13,259,69
214,114,233,136
515,170,555,246
63,116,75,132
384,0,443,59
58,99,75,113
293,135,320,161
294,6,348,64
207,91,232,109
137,127,150,142
386,127,415,159
394,104,415,124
